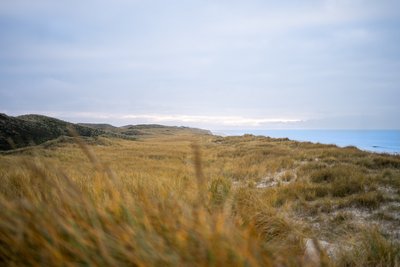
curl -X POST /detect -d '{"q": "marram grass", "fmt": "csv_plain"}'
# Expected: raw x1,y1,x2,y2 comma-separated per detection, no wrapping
1,134,399,266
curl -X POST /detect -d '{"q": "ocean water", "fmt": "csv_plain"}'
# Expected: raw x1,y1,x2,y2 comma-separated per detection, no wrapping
217,130,400,154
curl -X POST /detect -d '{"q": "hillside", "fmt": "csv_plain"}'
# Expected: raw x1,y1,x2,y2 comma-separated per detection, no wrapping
77,123,118,132
0,114,211,151
1,128,399,266
0,113,105,150
79,122,212,136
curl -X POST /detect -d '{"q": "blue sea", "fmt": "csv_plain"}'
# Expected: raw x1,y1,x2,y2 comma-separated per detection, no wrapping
217,130,400,154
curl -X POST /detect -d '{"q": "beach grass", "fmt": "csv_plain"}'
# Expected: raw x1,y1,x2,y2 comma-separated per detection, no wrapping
1,132,399,266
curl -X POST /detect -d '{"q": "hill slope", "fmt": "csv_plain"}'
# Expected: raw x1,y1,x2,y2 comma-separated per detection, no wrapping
79,123,212,136
0,114,105,150
1,114,211,151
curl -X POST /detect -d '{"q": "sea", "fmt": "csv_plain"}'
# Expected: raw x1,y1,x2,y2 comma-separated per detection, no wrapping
215,130,400,154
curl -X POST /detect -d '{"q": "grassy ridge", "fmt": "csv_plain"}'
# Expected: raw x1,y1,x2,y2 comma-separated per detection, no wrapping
1,132,400,266
0,113,210,151
0,114,105,150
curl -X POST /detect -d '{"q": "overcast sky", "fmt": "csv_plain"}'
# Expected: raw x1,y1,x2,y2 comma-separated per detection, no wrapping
1,0,399,129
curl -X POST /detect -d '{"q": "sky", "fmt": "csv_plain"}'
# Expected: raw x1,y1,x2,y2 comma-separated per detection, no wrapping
0,0,399,130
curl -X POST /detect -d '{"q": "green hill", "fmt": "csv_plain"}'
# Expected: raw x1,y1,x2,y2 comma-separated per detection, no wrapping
0,114,104,150
1,114,211,151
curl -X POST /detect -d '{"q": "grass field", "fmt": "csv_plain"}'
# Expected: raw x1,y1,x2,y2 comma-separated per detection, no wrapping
1,131,400,266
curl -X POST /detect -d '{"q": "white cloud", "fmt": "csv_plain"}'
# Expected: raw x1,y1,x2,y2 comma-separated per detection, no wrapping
9,111,301,128
120,114,301,126
1,1,399,129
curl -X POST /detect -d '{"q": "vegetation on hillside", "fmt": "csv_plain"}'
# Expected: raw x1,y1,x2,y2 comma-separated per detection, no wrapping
0,114,104,150
80,122,212,136
0,121,399,266
0,114,210,151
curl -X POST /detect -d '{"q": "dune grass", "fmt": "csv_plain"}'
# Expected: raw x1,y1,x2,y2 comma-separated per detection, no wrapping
1,133,399,266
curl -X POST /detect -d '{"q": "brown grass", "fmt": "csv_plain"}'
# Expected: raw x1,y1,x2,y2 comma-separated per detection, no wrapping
1,132,399,266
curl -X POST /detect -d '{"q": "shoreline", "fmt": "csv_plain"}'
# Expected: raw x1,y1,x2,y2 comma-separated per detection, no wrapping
213,129,400,155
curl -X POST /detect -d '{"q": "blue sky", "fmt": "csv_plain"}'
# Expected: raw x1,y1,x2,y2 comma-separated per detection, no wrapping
0,0,399,129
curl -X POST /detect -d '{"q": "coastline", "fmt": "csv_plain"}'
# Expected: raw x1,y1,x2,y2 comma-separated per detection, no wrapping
213,129,400,155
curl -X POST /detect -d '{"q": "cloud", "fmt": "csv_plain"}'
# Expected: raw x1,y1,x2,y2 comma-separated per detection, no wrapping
44,112,301,128
120,114,301,126
0,1,399,129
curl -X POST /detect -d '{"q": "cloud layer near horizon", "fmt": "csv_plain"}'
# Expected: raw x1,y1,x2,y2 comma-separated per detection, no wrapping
1,0,399,129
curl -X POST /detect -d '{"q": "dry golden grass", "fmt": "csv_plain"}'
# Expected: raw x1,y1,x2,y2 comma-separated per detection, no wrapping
1,132,399,266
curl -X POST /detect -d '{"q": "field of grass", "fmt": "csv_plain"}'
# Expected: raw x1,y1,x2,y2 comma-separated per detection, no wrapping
1,131,400,266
